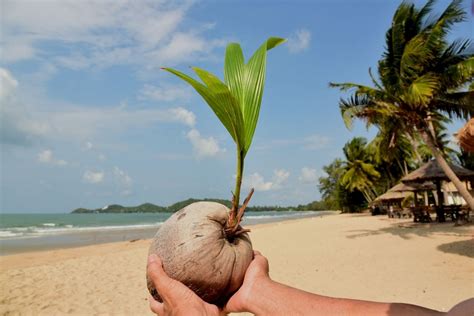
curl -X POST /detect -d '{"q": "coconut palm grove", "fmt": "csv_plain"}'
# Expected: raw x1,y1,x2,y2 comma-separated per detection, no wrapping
320,0,474,213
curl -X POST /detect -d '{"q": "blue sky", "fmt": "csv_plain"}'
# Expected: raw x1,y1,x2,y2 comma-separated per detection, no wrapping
1,0,472,213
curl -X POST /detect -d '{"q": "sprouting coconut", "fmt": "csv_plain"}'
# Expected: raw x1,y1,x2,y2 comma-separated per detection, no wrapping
147,37,285,305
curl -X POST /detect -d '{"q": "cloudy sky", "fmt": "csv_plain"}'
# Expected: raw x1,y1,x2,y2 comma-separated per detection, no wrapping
1,0,471,213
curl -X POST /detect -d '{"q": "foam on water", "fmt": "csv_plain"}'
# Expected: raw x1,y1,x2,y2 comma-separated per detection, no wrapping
0,223,163,240
0,211,327,242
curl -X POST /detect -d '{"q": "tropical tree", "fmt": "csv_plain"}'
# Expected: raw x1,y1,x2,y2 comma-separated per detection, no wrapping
340,137,381,203
368,123,416,176
318,158,366,212
330,0,474,210
457,148,474,170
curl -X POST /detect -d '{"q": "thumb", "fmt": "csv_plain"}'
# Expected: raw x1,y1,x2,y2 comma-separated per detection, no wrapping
147,254,175,293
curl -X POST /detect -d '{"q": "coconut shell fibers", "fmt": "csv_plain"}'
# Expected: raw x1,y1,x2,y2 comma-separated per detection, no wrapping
147,202,253,305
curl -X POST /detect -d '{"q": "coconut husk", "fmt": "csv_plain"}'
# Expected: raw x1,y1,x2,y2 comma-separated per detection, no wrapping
457,118,474,152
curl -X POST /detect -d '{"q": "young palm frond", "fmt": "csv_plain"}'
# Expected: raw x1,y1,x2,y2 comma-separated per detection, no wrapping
163,37,285,231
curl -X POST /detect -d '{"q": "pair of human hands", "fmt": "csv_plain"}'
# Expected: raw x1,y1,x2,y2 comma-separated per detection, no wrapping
146,251,269,316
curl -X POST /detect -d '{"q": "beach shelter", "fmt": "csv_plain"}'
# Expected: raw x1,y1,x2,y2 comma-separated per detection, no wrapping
389,182,436,206
372,190,410,204
456,118,474,152
372,182,435,207
401,160,474,221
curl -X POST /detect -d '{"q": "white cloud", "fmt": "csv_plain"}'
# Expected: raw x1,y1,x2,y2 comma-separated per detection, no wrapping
255,134,330,151
37,105,196,140
299,167,318,183
113,166,133,195
303,134,330,150
149,32,224,65
1,69,200,146
244,169,290,191
2,1,223,69
245,173,274,191
139,83,191,102
169,107,196,127
0,68,51,145
37,149,67,166
186,129,222,158
113,166,132,187
0,68,18,99
84,141,94,150
83,170,104,184
287,29,311,53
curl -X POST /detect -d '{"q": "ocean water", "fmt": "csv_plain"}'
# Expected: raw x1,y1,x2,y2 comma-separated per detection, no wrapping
0,211,330,255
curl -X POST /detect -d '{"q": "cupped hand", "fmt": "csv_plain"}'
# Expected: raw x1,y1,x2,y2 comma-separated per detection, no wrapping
147,254,221,316
223,250,271,314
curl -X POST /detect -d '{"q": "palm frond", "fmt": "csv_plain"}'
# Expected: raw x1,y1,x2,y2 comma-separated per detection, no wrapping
416,0,437,26
241,37,286,154
436,90,474,120
162,67,243,145
402,73,440,106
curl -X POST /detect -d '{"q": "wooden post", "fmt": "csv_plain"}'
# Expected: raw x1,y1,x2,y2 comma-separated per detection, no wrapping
435,180,445,222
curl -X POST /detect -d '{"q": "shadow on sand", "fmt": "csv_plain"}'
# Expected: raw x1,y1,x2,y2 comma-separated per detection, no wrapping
437,239,474,258
346,217,472,242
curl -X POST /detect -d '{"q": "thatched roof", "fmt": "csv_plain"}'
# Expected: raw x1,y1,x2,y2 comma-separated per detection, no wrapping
401,160,474,184
389,182,435,192
372,181,434,204
373,190,410,203
457,118,474,152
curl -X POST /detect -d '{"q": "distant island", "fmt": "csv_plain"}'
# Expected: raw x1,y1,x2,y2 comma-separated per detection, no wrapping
71,199,330,214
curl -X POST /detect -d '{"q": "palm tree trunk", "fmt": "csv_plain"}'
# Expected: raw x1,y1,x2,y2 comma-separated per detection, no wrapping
362,190,373,203
405,133,423,164
420,129,474,211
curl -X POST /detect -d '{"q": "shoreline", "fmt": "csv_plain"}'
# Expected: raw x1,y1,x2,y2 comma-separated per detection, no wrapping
1,213,472,315
0,210,334,256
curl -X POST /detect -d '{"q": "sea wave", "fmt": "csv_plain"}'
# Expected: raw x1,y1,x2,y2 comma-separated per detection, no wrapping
0,211,325,241
0,223,162,240
245,211,317,220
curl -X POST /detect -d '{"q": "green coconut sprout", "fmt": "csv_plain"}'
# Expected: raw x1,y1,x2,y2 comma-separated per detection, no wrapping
163,37,285,234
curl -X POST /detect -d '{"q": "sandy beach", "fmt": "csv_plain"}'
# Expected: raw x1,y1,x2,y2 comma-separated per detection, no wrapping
1,213,473,315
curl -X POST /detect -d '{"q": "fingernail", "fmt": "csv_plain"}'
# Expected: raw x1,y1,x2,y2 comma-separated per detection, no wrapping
148,254,158,263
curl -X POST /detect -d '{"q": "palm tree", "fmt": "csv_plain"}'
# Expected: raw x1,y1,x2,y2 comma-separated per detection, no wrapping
318,158,366,212
368,122,416,176
340,137,381,203
331,0,474,210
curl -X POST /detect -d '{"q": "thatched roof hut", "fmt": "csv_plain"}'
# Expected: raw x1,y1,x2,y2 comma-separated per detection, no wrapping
457,118,474,152
401,160,474,184
373,190,410,203
372,181,435,205
389,182,435,192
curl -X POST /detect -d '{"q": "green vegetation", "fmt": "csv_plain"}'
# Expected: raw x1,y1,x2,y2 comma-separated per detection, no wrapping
163,38,285,233
322,0,474,212
71,199,330,214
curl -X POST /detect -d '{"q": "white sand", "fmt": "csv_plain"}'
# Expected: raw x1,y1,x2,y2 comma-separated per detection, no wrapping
1,213,473,315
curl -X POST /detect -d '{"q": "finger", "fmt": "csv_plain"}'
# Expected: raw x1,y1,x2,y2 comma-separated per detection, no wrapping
149,295,164,315
252,251,269,274
253,250,262,256
147,255,175,295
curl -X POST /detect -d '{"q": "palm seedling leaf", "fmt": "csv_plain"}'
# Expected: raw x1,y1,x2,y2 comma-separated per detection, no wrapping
164,37,285,156
227,38,286,154
162,67,244,146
